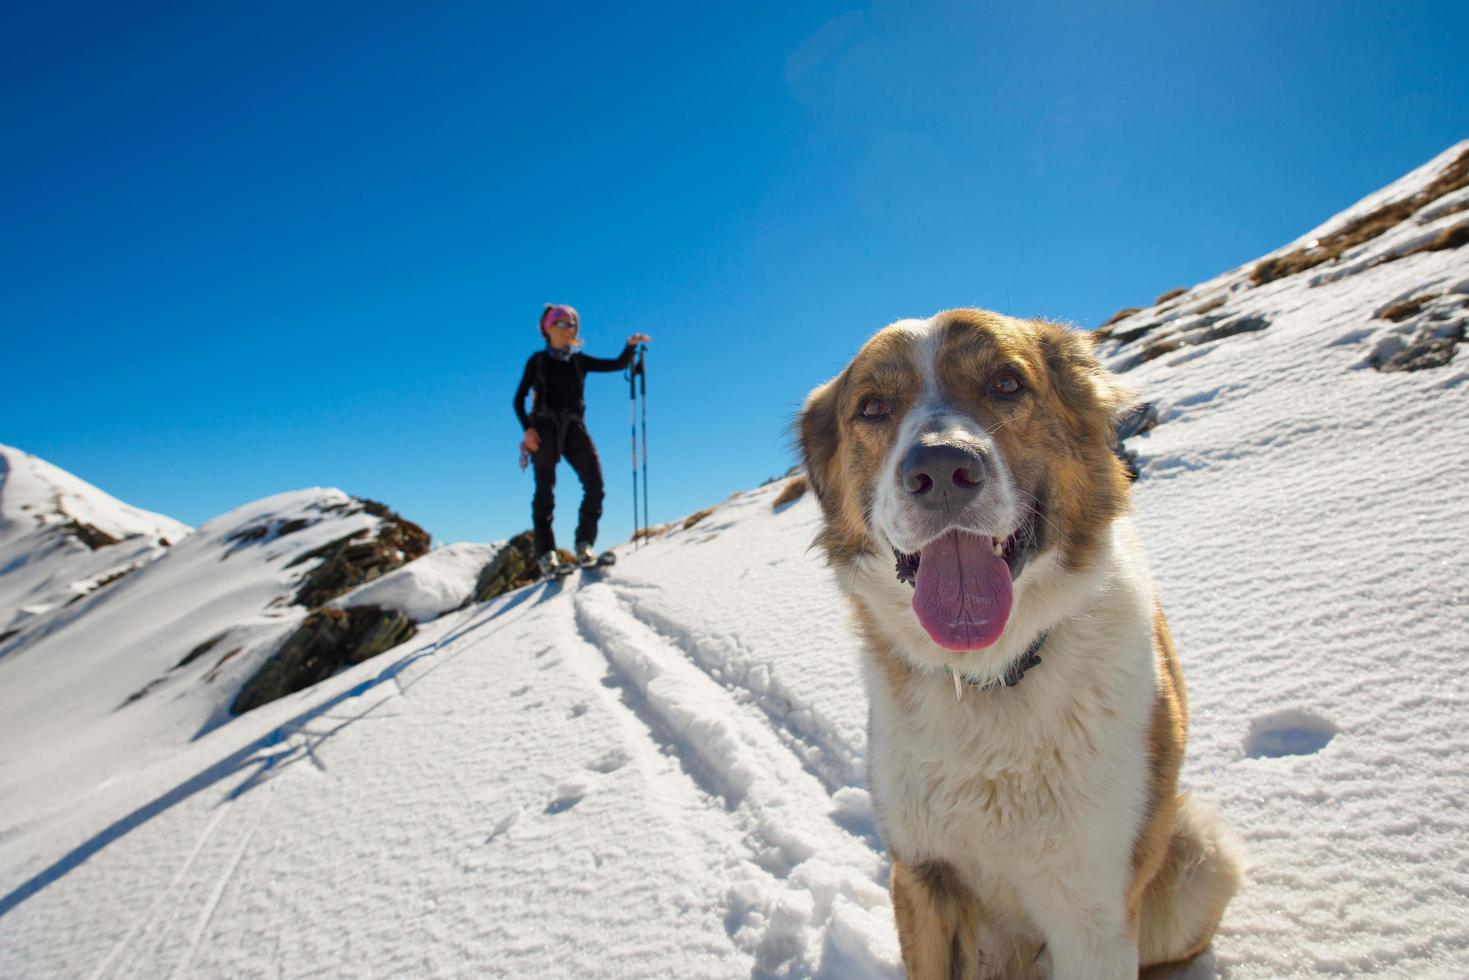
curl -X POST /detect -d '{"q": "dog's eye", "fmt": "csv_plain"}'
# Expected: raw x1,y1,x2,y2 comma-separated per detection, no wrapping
858,397,891,420
991,371,1023,396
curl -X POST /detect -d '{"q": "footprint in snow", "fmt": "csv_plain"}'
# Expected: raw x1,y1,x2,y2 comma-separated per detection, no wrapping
586,750,628,774
1244,709,1337,758
485,808,521,844
545,778,589,814
510,685,530,697
567,702,589,719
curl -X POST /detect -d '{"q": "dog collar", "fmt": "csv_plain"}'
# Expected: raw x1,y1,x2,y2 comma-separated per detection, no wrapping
942,631,1046,701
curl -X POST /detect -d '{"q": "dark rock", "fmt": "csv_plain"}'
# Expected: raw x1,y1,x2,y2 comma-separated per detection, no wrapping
1251,146,1469,285
202,647,242,683
290,507,431,608
1378,336,1460,373
119,677,167,708
175,632,226,670
226,516,320,553
1112,401,1157,482
772,475,809,510
1095,307,1142,337
232,605,417,715
1109,351,1146,375
285,533,360,569
1421,219,1469,253
66,564,139,604
468,532,539,603
1200,314,1270,344
1114,402,1159,442
1141,337,1184,362
60,520,120,550
1378,293,1442,322
226,523,273,546
1109,321,1158,346
682,507,716,529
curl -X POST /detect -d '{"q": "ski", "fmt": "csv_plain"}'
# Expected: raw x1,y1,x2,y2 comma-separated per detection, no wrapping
577,550,617,570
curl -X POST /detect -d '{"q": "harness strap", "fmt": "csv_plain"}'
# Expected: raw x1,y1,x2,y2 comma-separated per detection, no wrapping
532,350,587,423
534,408,584,456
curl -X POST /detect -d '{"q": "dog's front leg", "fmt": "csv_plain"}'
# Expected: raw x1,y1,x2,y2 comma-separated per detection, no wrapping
890,858,981,980
1021,885,1138,980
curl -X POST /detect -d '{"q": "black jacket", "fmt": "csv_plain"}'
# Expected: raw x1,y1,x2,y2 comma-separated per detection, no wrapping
513,345,635,430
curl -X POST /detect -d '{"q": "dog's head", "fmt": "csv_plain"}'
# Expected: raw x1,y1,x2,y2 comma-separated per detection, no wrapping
799,309,1133,656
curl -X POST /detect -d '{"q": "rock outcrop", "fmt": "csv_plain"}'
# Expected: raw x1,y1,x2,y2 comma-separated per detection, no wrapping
229,498,431,715
468,531,539,603
232,605,416,714
288,500,431,608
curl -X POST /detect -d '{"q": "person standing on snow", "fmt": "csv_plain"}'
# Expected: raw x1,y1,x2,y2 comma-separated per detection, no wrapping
514,303,651,578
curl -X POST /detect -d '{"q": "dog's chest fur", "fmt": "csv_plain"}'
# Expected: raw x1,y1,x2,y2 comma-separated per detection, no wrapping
860,533,1159,929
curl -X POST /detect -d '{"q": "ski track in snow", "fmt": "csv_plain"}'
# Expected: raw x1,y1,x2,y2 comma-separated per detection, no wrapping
85,801,231,980
568,576,896,975
574,581,872,864
608,588,866,796
4,565,900,978
169,782,274,980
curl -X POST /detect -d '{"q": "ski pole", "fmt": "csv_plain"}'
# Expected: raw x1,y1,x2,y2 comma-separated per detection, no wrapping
627,355,640,548
638,345,648,541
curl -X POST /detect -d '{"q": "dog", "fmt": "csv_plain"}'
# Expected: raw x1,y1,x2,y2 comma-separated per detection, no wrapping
798,310,1241,978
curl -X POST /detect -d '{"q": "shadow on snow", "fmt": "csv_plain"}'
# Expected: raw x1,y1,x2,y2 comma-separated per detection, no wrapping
0,580,554,919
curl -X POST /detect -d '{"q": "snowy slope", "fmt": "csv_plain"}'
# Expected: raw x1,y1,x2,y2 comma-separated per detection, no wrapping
2,143,1468,979
0,444,189,645
1,486,895,979
1087,141,1469,977
329,540,503,622
0,484,424,839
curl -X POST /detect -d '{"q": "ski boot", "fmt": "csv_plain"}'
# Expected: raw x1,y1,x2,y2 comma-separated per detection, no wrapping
575,541,617,570
538,551,574,580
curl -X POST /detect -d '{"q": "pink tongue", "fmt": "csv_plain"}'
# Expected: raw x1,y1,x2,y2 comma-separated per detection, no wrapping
912,531,1013,650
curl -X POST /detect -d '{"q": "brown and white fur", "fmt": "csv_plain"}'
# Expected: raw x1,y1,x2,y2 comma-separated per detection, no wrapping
798,310,1241,979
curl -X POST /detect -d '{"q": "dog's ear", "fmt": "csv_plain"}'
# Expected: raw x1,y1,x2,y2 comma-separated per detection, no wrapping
1039,323,1135,445
797,378,842,507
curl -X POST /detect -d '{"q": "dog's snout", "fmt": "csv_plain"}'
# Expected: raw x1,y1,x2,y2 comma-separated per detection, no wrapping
901,443,986,508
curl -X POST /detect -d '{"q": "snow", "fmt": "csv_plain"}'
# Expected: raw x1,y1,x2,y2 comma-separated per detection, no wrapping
0,486,398,832
0,445,189,639
330,541,503,622
0,445,191,547
3,144,1469,978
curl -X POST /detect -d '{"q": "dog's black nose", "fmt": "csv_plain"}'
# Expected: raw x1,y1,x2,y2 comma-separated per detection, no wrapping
901,443,985,509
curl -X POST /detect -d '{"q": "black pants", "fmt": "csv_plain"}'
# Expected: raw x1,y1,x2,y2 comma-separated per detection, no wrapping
531,413,604,557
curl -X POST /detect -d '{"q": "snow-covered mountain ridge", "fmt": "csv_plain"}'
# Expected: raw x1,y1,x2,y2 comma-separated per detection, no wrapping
2,141,1468,978
0,447,188,647
0,452,448,829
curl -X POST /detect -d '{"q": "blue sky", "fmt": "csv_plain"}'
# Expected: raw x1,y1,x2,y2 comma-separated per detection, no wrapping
5,1,1467,547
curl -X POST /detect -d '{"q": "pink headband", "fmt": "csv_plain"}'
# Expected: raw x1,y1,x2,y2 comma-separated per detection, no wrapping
540,304,579,335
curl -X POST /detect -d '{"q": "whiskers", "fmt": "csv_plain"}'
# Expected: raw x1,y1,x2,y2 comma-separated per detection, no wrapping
984,415,1020,436
1012,486,1064,543
838,503,883,595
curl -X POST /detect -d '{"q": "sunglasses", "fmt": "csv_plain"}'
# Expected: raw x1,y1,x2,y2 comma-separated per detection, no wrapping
549,319,578,330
